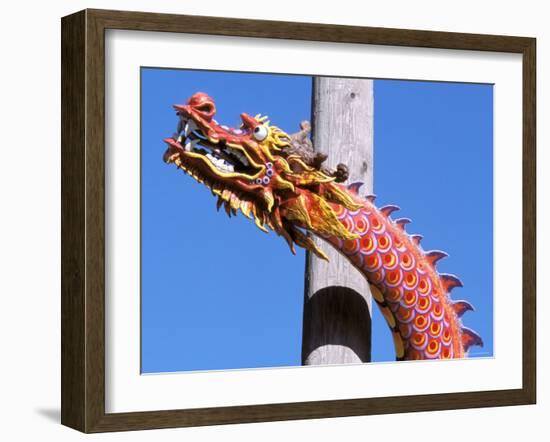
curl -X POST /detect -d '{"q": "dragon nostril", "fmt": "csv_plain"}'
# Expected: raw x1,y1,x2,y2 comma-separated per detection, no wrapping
187,92,216,121
197,104,213,113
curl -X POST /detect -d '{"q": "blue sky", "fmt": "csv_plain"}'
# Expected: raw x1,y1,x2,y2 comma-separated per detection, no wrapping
141,68,493,373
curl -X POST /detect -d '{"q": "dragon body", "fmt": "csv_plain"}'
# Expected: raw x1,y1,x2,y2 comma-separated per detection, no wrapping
163,92,483,361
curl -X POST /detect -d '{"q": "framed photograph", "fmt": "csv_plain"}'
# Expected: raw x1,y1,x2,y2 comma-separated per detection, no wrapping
61,9,536,433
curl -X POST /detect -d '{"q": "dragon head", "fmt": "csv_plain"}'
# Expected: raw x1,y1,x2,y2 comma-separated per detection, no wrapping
163,92,362,260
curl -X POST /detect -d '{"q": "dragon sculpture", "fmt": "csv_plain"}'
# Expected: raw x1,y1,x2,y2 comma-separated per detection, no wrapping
163,92,483,361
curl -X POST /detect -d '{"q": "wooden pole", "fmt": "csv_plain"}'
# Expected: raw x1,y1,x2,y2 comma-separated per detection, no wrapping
302,77,374,365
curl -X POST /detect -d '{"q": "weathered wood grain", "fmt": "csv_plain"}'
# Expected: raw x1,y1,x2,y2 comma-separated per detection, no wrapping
302,78,374,365
61,10,86,431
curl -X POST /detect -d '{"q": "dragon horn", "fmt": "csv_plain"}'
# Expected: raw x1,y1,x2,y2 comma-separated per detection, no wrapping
425,250,449,267
439,273,464,292
461,327,484,351
380,204,400,217
394,218,412,231
347,181,364,195
452,300,475,317
365,194,377,203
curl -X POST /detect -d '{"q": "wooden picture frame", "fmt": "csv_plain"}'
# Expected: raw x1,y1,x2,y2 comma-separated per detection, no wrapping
61,8,536,433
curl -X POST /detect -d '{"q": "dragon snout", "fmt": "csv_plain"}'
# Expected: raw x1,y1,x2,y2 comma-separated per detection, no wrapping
162,138,183,163
174,92,216,122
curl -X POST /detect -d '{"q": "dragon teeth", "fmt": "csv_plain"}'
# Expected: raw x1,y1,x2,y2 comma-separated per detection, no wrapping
177,117,186,134
230,194,240,210
225,147,248,166
222,189,232,201
218,161,234,172
186,120,198,136
184,139,199,151
205,154,234,173
238,153,249,166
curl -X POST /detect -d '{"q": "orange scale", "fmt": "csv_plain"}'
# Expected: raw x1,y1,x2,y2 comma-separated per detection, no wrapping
371,216,385,233
400,253,414,270
384,268,403,287
355,216,369,234
417,278,430,295
386,287,403,304
403,272,418,289
397,305,415,323
382,251,398,269
377,234,391,252
402,290,417,307
428,321,442,338
364,254,380,271
442,328,452,344
343,238,360,255
360,235,376,255
341,217,354,232
426,340,440,356
441,346,452,359
414,314,430,332
431,303,444,321
370,270,385,284
416,295,431,313
412,332,426,347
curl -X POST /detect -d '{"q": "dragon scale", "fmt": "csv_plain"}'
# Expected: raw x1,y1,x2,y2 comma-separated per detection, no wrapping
312,194,480,360
163,92,483,361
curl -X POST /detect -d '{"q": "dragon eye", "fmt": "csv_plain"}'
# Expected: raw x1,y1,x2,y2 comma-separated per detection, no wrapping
253,125,269,141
